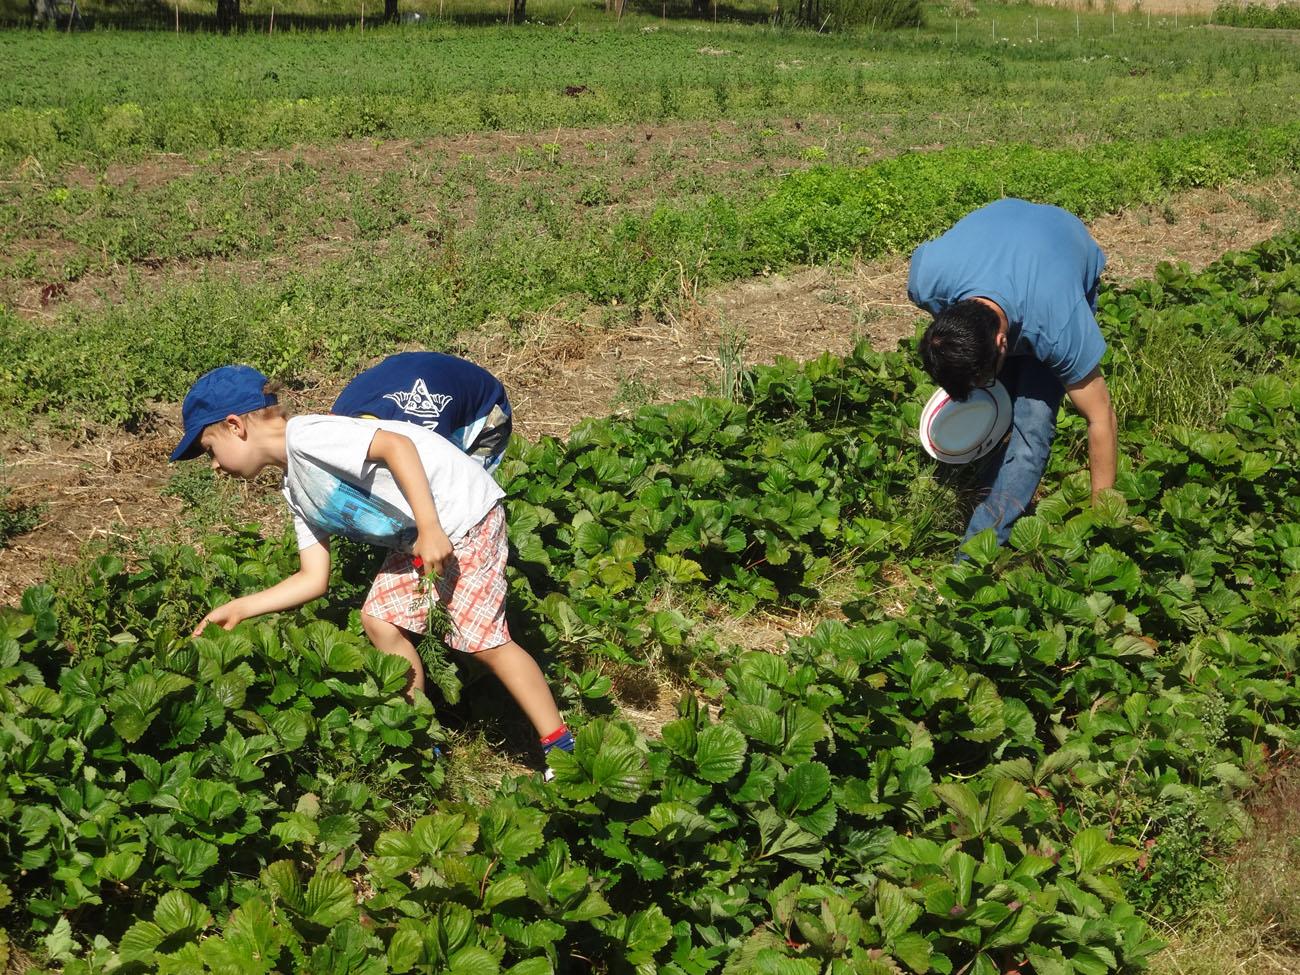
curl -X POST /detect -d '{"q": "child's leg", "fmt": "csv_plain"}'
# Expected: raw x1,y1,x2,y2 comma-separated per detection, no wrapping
361,612,425,697
475,639,562,737
439,505,572,761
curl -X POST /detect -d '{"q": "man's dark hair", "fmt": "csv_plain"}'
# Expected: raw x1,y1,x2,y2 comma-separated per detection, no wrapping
919,299,1002,401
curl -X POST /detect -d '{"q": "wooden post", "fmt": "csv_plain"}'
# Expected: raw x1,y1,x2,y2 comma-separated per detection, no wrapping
713,0,717,22
361,2,365,30
1035,15,1038,39
66,0,75,32
269,6,274,33
439,0,443,18
175,2,180,31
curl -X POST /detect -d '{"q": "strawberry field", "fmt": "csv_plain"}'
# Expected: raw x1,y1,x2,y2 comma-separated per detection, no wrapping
4,6,1300,974
5,229,1300,973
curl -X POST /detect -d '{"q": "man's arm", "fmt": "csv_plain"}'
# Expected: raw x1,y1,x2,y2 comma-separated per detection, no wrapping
367,429,453,575
194,540,332,636
1064,366,1118,499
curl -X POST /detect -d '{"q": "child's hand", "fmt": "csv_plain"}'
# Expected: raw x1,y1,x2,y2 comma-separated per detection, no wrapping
193,600,245,637
413,527,453,577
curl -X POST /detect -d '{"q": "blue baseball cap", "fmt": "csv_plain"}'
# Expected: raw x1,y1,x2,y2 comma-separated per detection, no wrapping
170,365,277,462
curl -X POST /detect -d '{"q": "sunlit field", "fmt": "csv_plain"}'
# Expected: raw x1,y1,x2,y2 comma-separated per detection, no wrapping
3,4,1300,973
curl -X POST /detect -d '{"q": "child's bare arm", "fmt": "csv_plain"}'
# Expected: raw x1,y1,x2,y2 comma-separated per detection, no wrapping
367,430,453,575
193,541,332,636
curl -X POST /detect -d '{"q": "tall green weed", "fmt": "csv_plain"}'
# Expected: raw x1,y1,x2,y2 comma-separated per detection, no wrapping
1213,0,1300,28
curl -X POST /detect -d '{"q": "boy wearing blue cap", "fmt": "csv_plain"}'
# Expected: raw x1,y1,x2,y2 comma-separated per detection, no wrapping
170,365,574,768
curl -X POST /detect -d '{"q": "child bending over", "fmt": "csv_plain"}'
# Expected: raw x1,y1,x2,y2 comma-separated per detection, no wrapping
170,365,574,769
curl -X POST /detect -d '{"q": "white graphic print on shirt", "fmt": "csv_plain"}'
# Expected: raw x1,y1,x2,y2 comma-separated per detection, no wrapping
382,378,453,430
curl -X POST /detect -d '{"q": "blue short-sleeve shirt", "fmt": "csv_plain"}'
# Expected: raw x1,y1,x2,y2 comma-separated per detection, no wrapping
331,352,510,450
907,199,1108,386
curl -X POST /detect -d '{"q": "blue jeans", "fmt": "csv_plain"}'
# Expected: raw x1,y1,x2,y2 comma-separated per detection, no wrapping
960,356,1064,550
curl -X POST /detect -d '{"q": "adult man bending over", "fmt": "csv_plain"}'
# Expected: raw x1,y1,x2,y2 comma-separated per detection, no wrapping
908,198,1119,549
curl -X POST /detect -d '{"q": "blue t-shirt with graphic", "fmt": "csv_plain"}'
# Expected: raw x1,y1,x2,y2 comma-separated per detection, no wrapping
907,199,1108,386
331,352,510,451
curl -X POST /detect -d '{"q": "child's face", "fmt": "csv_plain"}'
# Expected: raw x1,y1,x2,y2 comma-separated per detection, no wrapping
199,417,263,479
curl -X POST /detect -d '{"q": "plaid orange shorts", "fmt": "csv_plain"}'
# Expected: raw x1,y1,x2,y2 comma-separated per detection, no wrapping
361,504,511,653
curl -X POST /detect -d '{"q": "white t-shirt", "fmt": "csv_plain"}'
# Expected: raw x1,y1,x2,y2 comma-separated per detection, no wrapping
281,415,505,553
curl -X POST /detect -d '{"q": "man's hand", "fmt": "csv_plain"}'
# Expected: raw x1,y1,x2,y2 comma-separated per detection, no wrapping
1065,367,1118,499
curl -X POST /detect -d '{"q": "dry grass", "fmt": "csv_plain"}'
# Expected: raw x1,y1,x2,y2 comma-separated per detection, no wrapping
1149,770,1300,975
437,730,533,805
1,941,36,975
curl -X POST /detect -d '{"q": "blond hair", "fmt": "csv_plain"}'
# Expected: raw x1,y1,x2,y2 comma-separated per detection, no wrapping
247,381,293,421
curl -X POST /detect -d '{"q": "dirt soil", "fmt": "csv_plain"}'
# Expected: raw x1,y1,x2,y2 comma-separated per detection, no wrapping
0,174,1296,608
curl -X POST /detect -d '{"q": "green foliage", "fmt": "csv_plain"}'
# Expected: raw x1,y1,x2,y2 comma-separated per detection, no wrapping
743,123,1300,267
0,13,1286,182
1213,0,1300,28
824,0,924,30
0,541,448,947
